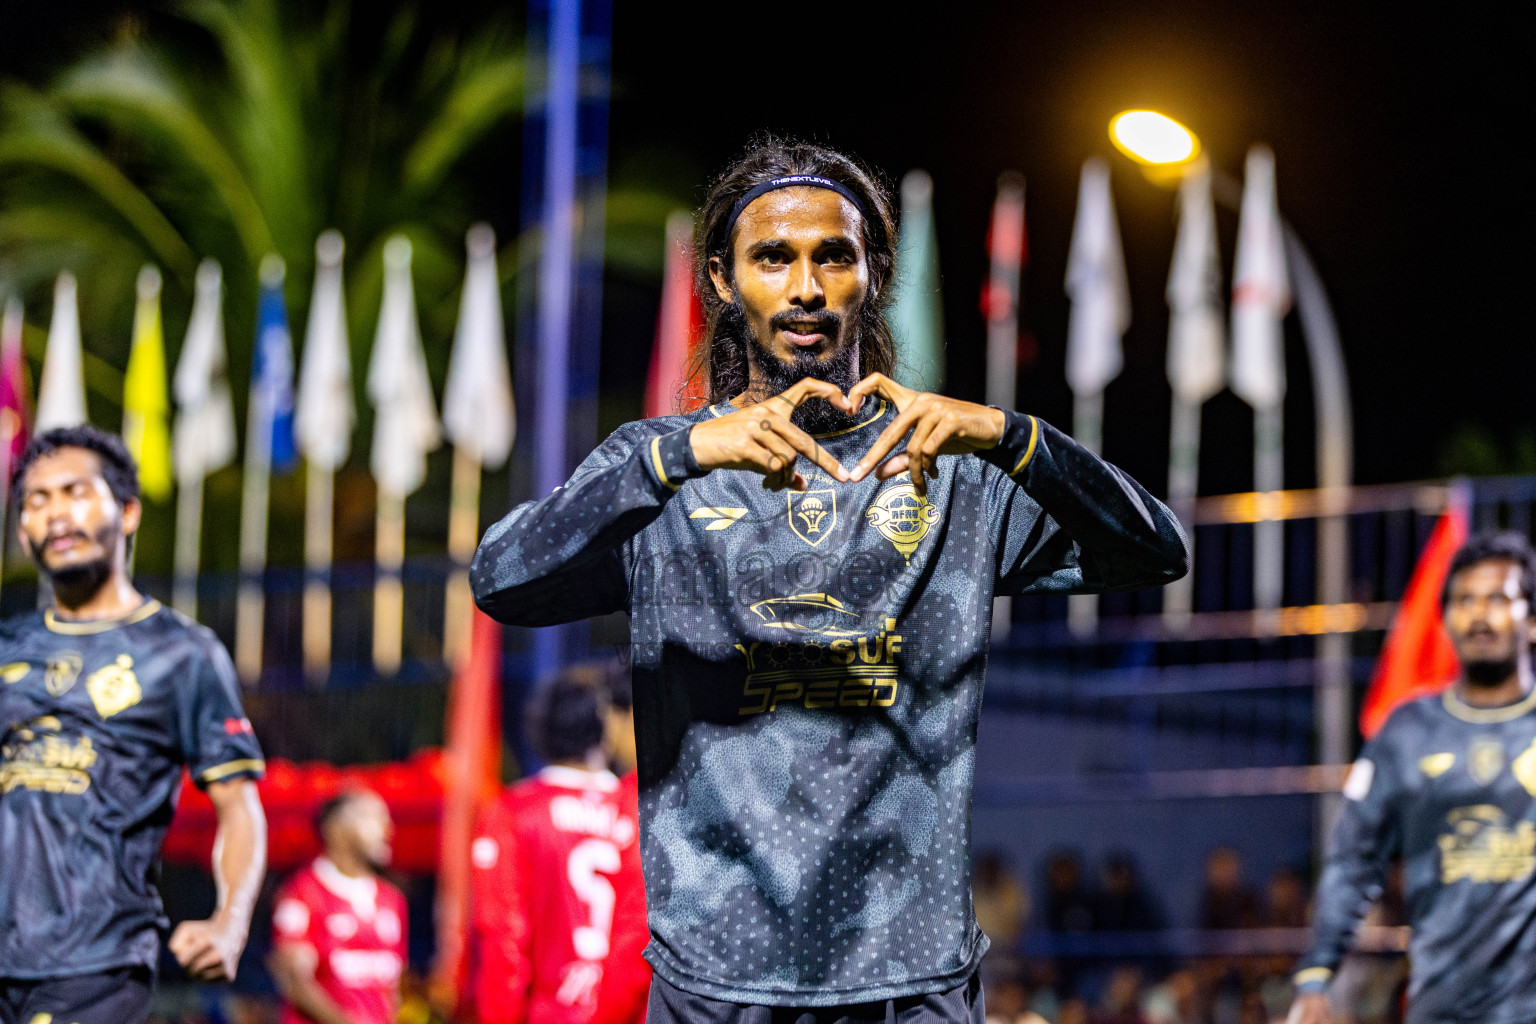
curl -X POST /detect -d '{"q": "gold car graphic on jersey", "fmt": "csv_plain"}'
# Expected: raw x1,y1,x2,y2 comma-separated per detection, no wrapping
749,592,863,638
1439,805,1536,884
0,715,97,795
737,604,904,715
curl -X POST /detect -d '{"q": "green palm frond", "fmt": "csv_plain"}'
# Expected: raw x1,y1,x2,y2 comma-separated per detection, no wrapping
52,47,275,265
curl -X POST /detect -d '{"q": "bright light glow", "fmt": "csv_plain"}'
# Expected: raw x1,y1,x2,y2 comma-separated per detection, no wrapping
1110,110,1199,165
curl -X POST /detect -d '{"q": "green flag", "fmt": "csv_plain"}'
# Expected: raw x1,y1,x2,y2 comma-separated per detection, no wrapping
891,169,945,393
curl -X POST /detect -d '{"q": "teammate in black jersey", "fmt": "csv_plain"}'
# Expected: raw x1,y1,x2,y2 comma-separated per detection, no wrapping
0,426,267,1024
1290,531,1536,1024
473,140,1187,1022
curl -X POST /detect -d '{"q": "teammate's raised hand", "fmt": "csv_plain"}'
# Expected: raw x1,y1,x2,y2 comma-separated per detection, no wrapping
845,373,1006,496
689,378,855,491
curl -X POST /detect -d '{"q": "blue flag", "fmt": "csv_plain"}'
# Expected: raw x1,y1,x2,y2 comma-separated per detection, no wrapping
253,259,297,473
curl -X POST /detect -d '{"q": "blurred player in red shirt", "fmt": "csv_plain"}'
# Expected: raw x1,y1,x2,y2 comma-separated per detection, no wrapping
592,667,648,1024
470,667,645,1024
270,790,407,1024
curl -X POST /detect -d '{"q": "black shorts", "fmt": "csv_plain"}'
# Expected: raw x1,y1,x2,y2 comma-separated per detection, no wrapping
0,967,153,1024
646,971,985,1024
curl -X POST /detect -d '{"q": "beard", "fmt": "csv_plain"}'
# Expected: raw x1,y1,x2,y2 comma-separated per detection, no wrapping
30,523,117,604
1462,652,1521,687
739,303,863,434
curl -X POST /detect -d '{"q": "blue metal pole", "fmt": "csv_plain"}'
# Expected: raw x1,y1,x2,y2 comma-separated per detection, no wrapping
530,0,582,686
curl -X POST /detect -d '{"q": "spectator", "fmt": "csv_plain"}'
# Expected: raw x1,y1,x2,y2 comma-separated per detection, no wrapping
1093,852,1165,933
1262,866,1309,928
1044,850,1096,933
974,851,1030,952
1197,848,1260,931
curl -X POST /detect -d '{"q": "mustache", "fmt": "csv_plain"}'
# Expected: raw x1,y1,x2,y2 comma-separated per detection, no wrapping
769,309,842,336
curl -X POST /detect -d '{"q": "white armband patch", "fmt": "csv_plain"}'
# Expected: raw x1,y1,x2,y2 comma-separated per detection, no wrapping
1342,758,1375,801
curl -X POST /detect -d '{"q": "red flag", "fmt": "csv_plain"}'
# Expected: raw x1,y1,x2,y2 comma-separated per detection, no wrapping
1359,490,1470,739
644,211,706,418
1,298,31,470
431,610,504,1008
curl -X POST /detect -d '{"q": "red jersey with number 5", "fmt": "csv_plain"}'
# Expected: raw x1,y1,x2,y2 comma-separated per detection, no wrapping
469,766,641,1024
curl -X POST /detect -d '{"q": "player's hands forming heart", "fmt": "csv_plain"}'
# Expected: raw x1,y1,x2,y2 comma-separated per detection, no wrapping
845,374,1005,496
689,377,856,491
689,373,1005,495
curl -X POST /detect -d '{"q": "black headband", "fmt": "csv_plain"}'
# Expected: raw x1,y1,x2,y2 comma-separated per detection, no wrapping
722,175,871,244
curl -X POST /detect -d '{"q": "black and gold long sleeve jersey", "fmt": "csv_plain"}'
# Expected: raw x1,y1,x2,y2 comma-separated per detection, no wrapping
1296,688,1536,1024
0,600,265,980
472,400,1187,1006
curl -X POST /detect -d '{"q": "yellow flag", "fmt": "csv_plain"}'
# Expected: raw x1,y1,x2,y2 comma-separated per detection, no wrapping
123,265,173,501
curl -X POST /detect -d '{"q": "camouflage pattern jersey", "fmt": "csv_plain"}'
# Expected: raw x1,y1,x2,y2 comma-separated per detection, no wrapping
472,400,1187,1006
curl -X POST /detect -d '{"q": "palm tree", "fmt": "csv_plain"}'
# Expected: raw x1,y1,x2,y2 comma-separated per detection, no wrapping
0,0,528,391
0,0,682,579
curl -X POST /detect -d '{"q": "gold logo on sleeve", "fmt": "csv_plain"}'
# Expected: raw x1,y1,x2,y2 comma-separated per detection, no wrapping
788,489,837,546
1,662,29,684
1469,736,1506,785
1420,753,1457,779
44,652,83,697
86,655,142,719
865,482,941,563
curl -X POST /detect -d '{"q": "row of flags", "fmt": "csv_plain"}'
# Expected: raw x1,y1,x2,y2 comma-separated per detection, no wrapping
0,226,516,683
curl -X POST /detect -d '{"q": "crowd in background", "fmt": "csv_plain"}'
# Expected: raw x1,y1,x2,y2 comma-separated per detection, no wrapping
975,847,1408,1024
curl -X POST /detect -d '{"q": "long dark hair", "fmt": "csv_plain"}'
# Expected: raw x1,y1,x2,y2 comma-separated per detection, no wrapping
689,137,898,406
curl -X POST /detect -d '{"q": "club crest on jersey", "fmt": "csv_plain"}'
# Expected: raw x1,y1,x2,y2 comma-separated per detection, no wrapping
865,482,941,563
1469,736,1506,785
45,651,83,697
86,655,142,719
789,488,837,546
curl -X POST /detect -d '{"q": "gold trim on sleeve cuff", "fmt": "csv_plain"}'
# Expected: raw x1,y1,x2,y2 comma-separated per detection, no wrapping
198,758,267,783
651,436,680,491
1293,967,1333,986
1010,415,1040,477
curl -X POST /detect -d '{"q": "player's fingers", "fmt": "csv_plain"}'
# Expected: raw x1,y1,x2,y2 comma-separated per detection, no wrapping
755,435,800,490
772,420,849,481
849,409,922,482
874,452,911,481
846,372,911,412
775,376,854,413
906,416,942,496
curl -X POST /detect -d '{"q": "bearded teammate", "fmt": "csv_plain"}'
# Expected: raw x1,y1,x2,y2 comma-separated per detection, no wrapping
0,426,266,1024
271,790,407,1024
469,668,644,1023
1289,532,1536,1024
471,139,1187,1021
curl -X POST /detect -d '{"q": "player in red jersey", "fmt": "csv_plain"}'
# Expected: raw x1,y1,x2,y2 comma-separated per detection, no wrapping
270,790,407,1024
592,667,649,1024
469,668,643,1024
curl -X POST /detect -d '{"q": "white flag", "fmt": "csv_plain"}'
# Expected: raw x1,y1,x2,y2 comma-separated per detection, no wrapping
367,236,441,498
1166,165,1226,404
443,224,515,468
35,271,87,432
295,230,354,472
1230,145,1291,410
173,259,237,482
1064,159,1130,396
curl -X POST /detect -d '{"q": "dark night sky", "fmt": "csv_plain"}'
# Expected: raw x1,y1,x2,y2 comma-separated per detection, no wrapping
3,1,1530,493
